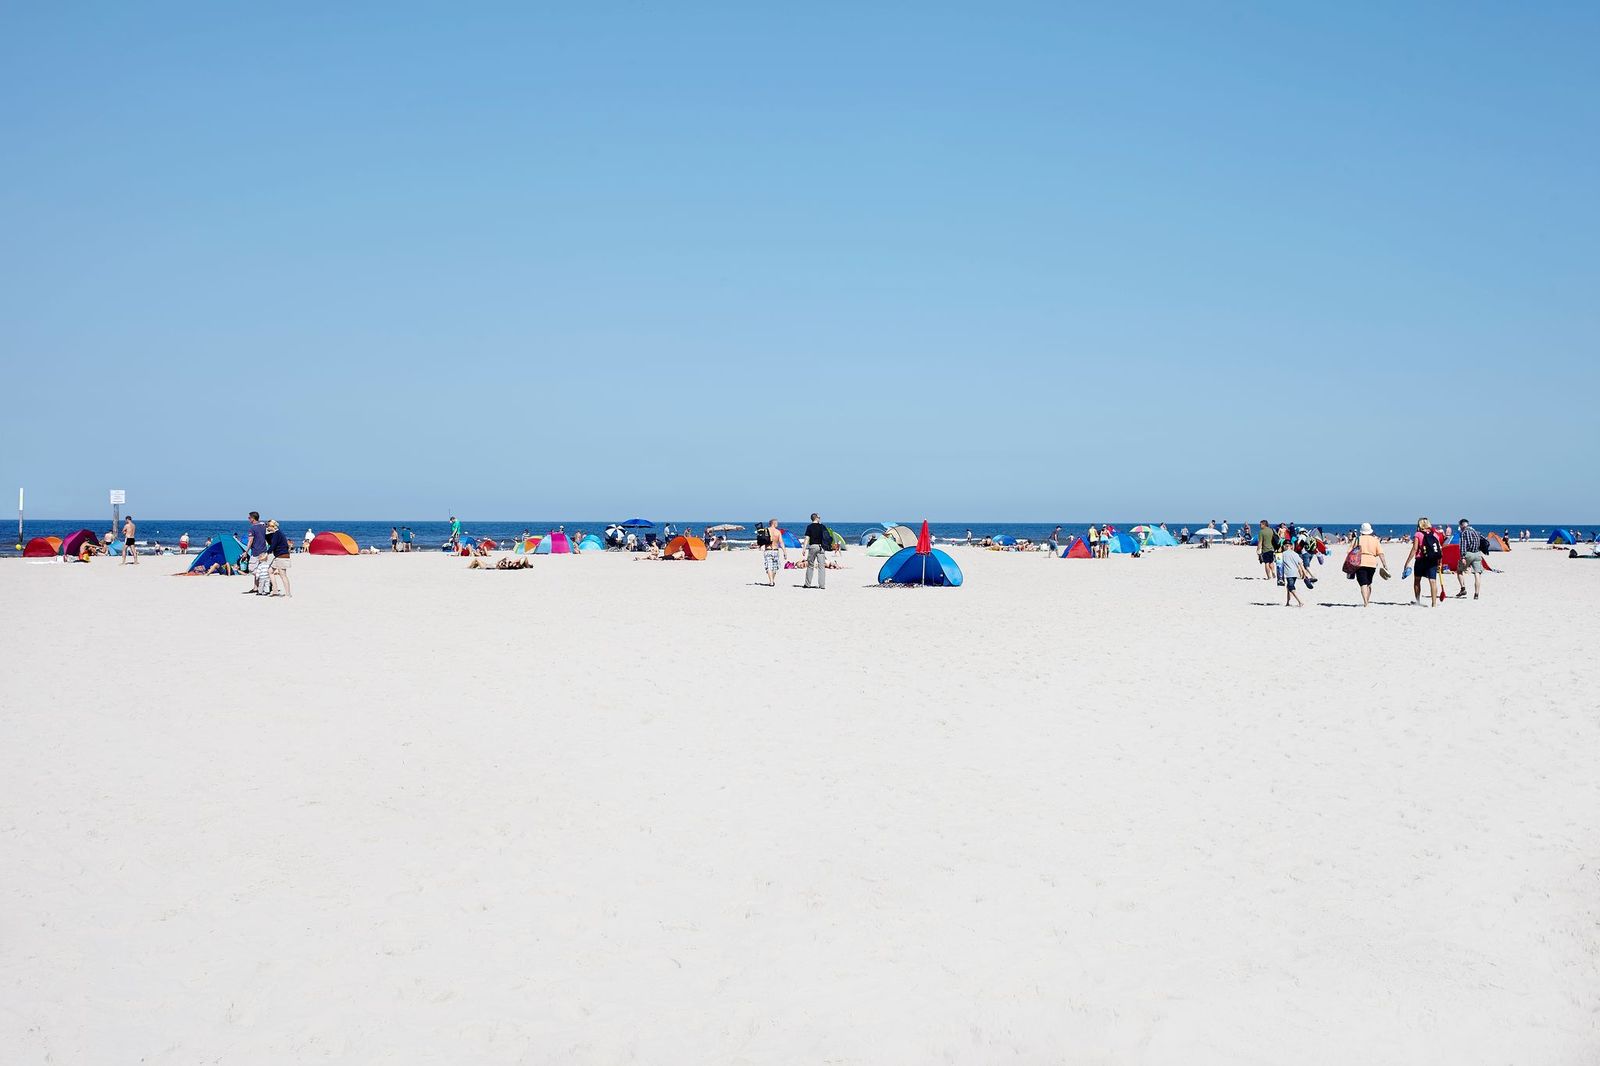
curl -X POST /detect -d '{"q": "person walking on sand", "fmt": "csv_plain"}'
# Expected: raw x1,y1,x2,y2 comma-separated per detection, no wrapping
1454,519,1487,600
245,511,271,594
121,516,138,565
758,518,786,586
803,513,830,589
1046,526,1063,555
1403,517,1444,607
1257,519,1277,580
390,527,399,552
1348,522,1387,607
1281,546,1314,606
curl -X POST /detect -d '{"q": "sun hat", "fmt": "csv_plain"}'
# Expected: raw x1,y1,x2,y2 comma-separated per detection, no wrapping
1360,522,1373,535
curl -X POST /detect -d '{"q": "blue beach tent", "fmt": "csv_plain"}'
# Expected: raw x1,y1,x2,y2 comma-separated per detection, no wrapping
187,535,247,573
781,529,802,549
1143,526,1179,547
1548,528,1577,544
878,546,963,587
993,534,1017,546
1106,532,1141,554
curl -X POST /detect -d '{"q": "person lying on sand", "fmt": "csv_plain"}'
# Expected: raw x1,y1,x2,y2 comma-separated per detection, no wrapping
495,557,531,570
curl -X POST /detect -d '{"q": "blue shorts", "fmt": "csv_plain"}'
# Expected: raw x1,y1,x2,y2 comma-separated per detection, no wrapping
1415,563,1438,580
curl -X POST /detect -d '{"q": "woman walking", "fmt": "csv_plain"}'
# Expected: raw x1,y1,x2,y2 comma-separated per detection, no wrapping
1350,522,1387,607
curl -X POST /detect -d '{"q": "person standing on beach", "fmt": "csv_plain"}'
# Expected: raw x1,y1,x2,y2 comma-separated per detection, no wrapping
1257,520,1277,580
1403,517,1444,607
245,512,270,593
121,516,138,565
1086,525,1100,558
758,518,785,586
1281,547,1314,607
265,519,292,596
448,515,461,550
1046,526,1063,554
390,527,399,552
1454,519,1487,600
803,513,830,589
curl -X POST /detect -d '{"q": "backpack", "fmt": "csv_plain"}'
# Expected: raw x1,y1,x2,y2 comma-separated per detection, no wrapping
755,526,772,548
1416,530,1441,566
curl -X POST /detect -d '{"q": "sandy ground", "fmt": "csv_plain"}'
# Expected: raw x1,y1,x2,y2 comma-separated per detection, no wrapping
2,543,1597,1064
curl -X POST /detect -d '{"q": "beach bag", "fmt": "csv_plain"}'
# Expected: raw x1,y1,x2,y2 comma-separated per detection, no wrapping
1343,547,1361,576
755,526,772,548
1416,531,1442,567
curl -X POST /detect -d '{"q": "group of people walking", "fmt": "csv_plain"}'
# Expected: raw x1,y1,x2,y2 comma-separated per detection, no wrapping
756,514,834,589
1255,517,1489,607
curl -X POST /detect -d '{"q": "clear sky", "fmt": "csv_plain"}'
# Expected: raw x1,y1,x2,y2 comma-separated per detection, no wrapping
3,4,1596,520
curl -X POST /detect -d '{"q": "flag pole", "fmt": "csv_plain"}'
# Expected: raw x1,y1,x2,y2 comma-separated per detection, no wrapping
15,487,22,551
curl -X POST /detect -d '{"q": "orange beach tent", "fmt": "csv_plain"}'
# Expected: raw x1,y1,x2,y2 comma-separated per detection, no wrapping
663,535,707,560
308,531,359,556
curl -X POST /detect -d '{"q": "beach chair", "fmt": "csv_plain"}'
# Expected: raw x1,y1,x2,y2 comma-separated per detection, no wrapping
644,532,658,550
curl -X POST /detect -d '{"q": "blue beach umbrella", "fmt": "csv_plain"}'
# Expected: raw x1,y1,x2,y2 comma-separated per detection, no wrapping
619,518,654,528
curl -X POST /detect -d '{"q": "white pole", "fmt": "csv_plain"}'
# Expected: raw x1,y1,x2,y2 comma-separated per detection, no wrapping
15,487,22,551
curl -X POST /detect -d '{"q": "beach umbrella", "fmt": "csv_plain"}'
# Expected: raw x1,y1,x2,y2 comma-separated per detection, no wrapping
916,521,932,555
619,518,653,528
1193,526,1221,538
993,534,1017,546
707,524,744,533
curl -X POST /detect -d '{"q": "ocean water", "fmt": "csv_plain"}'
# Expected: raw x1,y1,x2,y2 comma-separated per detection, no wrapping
7,519,1597,557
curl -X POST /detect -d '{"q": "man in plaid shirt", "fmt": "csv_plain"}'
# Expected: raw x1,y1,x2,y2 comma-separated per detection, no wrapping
1455,519,1487,599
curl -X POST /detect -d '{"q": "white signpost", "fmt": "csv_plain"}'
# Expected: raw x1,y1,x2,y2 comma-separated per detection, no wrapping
111,489,125,530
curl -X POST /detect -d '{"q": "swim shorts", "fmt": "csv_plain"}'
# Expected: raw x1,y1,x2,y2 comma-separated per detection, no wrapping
763,549,780,573
1259,551,1274,564
1459,551,1484,573
1415,563,1438,580
1356,566,1375,587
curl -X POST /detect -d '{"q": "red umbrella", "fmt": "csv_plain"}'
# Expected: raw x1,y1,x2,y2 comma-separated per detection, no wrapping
916,520,932,555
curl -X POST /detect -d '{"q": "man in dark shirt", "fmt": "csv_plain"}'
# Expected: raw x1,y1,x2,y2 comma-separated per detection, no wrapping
246,511,270,594
803,513,830,589
1455,519,1486,600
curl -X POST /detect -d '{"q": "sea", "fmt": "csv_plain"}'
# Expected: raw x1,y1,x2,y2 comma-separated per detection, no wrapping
6,519,1597,557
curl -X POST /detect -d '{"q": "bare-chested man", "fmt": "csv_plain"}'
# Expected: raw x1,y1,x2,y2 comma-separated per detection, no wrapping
121,516,138,565
761,518,786,586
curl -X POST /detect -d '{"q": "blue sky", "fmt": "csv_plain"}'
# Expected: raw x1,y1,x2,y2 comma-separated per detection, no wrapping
3,4,1596,520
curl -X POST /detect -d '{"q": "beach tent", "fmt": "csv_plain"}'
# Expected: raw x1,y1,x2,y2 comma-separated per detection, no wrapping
1061,537,1093,559
22,536,58,558
105,540,125,555
865,535,902,558
576,534,605,552
879,520,963,587
663,535,707,560
878,546,963,587
187,535,246,573
993,534,1017,546
1143,526,1179,547
1548,528,1577,545
1105,532,1141,554
309,531,359,555
62,529,99,558
858,523,894,546
889,525,918,548
534,531,571,554
828,528,846,549
780,529,802,549
1485,532,1510,552
479,538,498,551
1442,544,1461,573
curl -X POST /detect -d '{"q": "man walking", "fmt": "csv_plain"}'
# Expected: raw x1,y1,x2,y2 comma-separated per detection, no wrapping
246,511,270,594
1257,519,1277,580
1455,518,1487,599
803,512,830,589
759,518,786,586
121,516,138,565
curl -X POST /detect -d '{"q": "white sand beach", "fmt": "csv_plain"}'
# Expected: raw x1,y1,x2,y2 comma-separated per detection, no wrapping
2,545,1597,1064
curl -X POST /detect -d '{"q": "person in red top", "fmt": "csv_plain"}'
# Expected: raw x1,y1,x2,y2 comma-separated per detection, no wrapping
1403,517,1446,607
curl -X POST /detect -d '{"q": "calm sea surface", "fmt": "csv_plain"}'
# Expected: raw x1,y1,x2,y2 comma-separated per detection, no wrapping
7,519,1596,556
